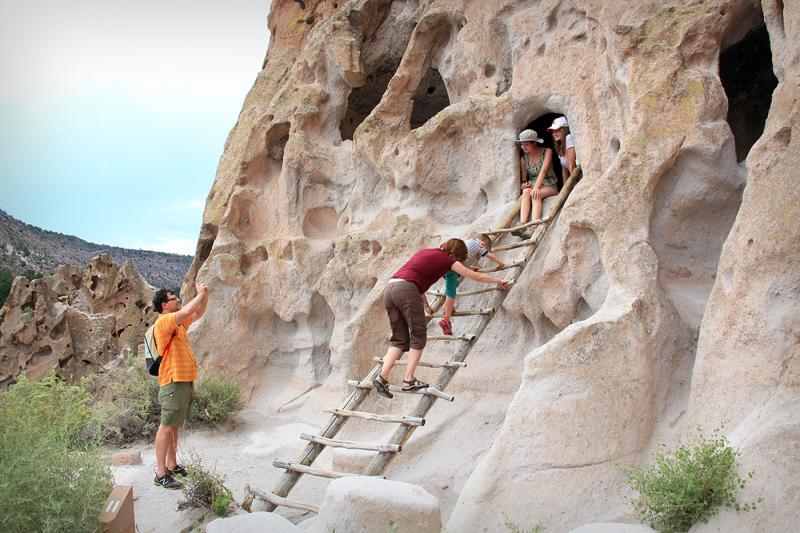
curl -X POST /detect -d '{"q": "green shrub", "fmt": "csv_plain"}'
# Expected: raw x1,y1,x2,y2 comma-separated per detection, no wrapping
190,374,243,426
22,269,43,280
178,453,235,517
502,513,546,533
0,268,13,307
0,374,113,533
84,360,243,444
622,426,759,533
83,356,161,445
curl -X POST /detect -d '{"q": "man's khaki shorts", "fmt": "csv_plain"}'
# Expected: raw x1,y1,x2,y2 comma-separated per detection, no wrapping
158,381,193,427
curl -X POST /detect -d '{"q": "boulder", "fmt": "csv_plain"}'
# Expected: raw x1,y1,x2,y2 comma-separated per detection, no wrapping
207,512,299,533
308,477,441,533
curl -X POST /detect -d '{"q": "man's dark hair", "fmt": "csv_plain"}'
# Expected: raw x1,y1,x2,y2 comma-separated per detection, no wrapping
152,289,173,314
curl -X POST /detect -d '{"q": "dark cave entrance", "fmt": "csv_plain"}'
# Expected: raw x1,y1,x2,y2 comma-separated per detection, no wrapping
410,67,451,130
719,22,778,162
338,1,418,141
339,61,400,141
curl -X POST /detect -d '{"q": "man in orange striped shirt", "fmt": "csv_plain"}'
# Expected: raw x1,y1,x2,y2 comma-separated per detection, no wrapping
151,282,209,489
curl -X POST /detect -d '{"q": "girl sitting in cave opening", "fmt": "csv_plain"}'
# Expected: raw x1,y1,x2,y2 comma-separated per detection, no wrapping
547,116,579,184
512,129,558,237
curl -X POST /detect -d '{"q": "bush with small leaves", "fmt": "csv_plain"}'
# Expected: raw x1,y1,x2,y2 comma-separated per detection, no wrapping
190,374,243,426
178,453,235,517
502,513,546,533
0,268,13,306
0,374,113,533
83,356,161,445
622,426,759,533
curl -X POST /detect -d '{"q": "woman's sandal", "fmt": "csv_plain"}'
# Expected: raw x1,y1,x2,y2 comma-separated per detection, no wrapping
372,374,393,399
402,377,429,391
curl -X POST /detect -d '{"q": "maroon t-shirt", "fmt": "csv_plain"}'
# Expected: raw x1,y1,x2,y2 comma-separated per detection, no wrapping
392,248,456,293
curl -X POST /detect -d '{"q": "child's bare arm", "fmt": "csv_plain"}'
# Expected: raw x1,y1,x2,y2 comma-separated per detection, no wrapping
487,252,505,268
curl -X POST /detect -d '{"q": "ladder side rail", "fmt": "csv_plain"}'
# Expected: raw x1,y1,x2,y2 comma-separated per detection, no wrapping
263,364,382,510
362,289,504,476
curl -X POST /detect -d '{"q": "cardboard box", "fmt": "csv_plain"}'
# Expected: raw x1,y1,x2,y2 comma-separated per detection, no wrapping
98,485,135,533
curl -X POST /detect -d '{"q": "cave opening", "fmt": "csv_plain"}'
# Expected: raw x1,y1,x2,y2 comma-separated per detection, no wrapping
339,62,401,141
719,21,777,162
338,1,418,141
522,112,569,187
410,67,450,129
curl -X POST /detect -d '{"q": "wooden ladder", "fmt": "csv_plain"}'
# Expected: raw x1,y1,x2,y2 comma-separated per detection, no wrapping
245,169,582,514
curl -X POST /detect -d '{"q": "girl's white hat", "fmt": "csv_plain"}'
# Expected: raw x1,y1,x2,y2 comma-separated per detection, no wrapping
547,116,569,131
515,129,544,144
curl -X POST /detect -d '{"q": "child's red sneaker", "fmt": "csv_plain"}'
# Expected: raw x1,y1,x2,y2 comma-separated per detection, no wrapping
438,319,454,336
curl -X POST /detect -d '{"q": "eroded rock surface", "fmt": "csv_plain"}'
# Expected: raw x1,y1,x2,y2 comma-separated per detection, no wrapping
180,0,798,530
0,253,155,386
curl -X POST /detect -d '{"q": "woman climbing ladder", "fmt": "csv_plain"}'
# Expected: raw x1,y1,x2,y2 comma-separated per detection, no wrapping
373,238,510,398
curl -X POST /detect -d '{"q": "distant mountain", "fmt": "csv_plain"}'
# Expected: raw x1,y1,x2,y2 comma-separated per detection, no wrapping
0,208,192,290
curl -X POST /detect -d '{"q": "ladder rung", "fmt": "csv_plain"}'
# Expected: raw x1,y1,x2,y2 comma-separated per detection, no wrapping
272,460,385,479
427,307,494,318
486,216,552,234
324,408,425,426
387,384,454,401
476,260,525,273
347,380,455,402
493,239,539,252
251,488,319,513
427,284,512,297
426,334,476,341
300,432,401,453
372,356,466,369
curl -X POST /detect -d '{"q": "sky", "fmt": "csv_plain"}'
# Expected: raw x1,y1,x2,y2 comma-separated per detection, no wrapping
0,1,272,255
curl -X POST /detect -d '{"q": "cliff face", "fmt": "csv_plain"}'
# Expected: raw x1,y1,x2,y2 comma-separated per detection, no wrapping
183,0,798,529
0,254,155,387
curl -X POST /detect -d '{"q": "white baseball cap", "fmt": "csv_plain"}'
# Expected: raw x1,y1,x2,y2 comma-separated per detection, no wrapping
547,116,569,131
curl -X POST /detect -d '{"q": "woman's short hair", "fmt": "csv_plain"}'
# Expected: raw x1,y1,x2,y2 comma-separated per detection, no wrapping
440,238,468,262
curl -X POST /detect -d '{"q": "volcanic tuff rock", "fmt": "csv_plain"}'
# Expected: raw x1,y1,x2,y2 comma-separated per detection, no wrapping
180,0,798,530
0,253,155,387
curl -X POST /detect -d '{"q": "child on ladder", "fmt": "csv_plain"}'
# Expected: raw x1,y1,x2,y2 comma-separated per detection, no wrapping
373,238,510,399
438,234,505,336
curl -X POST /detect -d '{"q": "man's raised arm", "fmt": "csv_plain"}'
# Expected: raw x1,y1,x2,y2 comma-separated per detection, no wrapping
174,283,209,325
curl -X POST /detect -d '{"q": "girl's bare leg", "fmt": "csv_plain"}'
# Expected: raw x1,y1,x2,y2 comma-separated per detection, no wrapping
520,189,532,223
532,187,558,220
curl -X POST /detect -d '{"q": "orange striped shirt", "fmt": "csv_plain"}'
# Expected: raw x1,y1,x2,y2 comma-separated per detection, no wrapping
154,312,197,386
